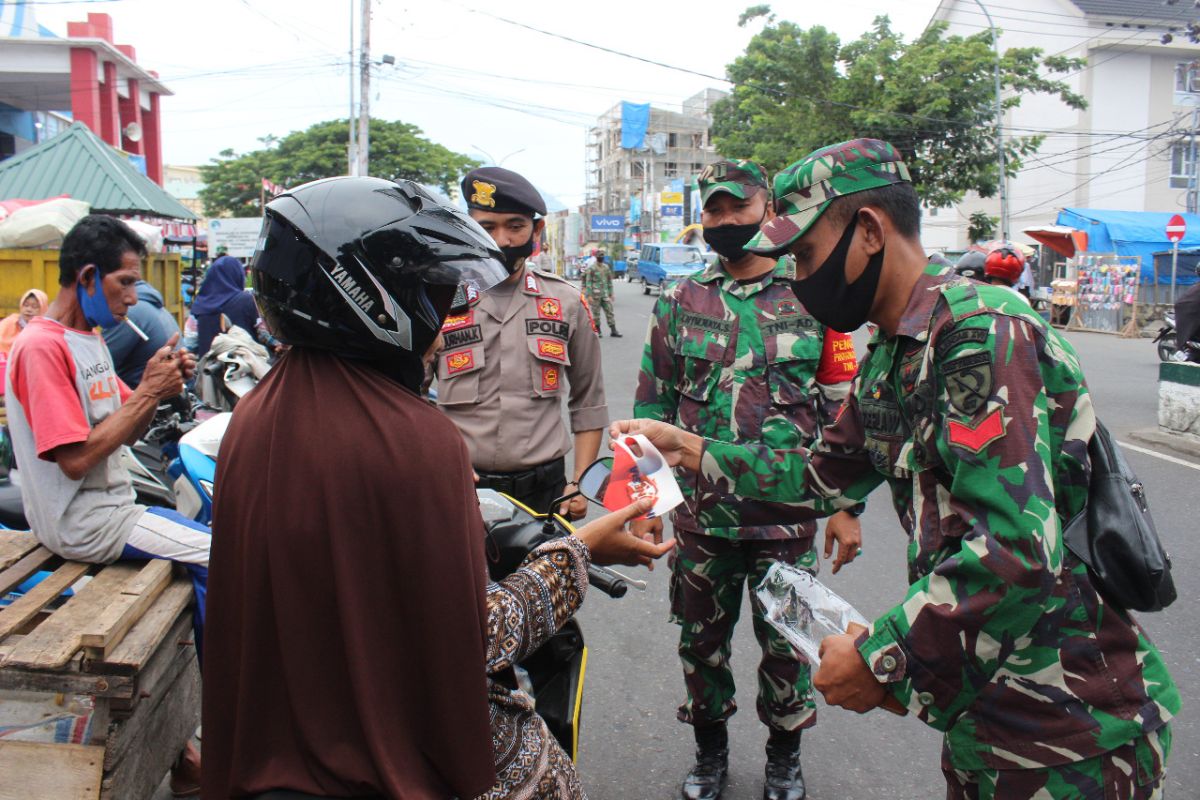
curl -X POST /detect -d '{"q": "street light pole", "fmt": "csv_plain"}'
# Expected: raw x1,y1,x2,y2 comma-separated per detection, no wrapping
972,0,1008,241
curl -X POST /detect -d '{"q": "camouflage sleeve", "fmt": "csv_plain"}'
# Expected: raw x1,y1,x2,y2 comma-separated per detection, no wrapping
856,316,1084,731
485,536,590,674
632,290,680,423
566,292,608,432
696,372,883,524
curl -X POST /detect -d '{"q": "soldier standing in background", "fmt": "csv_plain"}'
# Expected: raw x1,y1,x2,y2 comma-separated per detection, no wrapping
582,250,621,337
634,160,862,800
613,139,1180,799
433,166,608,516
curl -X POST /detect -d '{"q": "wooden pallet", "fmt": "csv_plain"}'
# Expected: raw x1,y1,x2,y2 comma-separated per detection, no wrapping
0,529,199,800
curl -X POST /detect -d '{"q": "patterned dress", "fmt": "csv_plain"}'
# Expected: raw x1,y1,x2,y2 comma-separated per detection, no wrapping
478,536,591,800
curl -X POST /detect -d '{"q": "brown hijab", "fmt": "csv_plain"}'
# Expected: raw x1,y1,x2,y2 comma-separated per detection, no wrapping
202,348,496,798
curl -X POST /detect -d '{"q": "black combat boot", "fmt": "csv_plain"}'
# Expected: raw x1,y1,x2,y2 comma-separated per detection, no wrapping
681,722,728,800
609,329,623,338
763,729,805,800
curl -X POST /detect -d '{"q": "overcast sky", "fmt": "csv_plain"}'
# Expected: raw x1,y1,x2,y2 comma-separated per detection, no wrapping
33,0,944,205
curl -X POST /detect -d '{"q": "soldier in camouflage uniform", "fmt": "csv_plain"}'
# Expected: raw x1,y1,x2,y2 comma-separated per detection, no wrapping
614,139,1180,799
581,251,621,337
634,159,862,800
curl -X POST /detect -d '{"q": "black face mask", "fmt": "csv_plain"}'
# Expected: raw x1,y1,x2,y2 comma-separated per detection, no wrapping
703,222,763,262
500,236,535,273
790,215,884,333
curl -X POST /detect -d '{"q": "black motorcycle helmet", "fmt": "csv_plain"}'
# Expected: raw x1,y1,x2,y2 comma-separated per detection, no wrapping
954,250,987,281
252,177,507,391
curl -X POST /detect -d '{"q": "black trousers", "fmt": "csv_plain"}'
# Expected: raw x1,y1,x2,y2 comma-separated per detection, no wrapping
476,457,567,514
1176,284,1200,357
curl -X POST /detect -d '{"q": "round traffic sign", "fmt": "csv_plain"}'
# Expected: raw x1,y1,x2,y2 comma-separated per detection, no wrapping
1167,213,1187,243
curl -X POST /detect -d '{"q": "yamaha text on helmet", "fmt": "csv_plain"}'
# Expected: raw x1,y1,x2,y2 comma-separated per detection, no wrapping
251,177,507,391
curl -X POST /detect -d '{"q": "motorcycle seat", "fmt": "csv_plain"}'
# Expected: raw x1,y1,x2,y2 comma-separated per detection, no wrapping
0,481,28,530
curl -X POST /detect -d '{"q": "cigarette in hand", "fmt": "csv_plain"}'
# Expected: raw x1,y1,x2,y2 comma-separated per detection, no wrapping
125,318,150,342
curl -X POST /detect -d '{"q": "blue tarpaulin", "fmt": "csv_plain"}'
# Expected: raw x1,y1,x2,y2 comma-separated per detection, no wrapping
621,102,650,150
1056,208,1200,286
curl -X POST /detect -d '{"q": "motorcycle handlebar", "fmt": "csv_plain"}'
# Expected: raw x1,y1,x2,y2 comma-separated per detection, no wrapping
587,565,629,598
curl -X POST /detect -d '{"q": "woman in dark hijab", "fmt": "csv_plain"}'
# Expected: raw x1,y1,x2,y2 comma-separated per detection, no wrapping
191,254,258,356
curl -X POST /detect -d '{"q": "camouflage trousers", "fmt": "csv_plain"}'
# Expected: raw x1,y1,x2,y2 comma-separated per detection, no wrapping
587,294,617,333
943,726,1171,800
668,529,818,732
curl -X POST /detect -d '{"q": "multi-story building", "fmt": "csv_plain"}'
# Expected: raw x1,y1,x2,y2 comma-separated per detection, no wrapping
586,89,726,242
923,0,1200,250
163,164,205,219
0,9,171,184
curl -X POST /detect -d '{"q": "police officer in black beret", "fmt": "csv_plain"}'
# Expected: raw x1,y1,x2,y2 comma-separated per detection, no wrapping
431,167,608,517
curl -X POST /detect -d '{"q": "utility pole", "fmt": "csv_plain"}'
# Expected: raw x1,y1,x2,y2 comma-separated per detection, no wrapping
971,0,1008,240
347,0,356,176
357,0,371,177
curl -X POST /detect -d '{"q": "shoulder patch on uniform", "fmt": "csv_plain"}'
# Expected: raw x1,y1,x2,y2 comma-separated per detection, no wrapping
943,352,993,416
947,409,1005,452
935,326,989,358
579,293,598,333
524,272,540,294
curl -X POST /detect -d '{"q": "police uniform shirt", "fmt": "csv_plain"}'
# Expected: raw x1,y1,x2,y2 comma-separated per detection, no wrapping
434,266,608,472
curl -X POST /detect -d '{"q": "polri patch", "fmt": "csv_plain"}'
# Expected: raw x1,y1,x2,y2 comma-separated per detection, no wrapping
537,338,568,362
541,364,561,391
947,409,1005,452
537,297,563,320
526,319,570,340
445,349,475,375
943,351,993,415
443,324,483,349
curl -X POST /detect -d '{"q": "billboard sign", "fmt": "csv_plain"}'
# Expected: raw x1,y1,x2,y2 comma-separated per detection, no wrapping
590,214,626,232
660,191,684,205
208,217,264,259
660,205,684,217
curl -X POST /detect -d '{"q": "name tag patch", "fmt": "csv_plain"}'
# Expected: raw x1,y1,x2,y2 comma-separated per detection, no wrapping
678,311,732,335
442,324,483,349
762,315,817,337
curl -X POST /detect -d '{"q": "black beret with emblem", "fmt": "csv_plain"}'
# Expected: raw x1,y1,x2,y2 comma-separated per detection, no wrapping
461,166,547,217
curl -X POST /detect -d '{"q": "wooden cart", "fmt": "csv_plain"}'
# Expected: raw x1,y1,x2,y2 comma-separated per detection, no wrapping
0,530,199,800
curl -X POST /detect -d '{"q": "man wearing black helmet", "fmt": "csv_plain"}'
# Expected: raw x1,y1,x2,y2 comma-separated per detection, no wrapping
433,166,608,518
203,176,672,799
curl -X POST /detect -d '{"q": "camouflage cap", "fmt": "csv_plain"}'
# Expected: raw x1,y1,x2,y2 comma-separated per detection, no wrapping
697,159,769,206
745,139,911,254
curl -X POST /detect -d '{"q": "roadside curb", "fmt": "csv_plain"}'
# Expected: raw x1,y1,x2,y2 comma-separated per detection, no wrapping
1127,428,1200,461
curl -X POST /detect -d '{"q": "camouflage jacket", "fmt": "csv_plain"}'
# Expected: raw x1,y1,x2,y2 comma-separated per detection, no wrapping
634,258,857,540
697,264,1180,769
581,259,613,298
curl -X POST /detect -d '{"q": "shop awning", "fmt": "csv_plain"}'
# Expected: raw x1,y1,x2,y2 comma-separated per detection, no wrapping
1024,225,1088,259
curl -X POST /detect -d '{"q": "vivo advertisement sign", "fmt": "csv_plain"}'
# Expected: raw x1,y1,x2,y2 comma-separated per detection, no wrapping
590,214,626,232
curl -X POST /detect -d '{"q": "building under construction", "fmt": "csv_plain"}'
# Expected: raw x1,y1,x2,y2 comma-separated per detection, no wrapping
586,89,726,243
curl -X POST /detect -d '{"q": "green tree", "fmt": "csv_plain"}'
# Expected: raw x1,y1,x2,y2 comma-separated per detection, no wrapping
199,119,479,217
967,211,998,243
713,10,1086,208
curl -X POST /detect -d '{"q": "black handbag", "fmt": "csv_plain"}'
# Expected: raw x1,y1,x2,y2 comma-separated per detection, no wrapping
1062,420,1176,612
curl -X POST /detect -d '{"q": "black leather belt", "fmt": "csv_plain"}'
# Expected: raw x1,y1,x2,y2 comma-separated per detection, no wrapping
476,458,565,497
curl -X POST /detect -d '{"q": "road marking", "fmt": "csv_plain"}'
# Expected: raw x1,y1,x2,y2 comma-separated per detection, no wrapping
1118,440,1200,471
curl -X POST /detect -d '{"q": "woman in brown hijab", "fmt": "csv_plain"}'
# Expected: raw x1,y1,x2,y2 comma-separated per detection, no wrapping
202,177,670,799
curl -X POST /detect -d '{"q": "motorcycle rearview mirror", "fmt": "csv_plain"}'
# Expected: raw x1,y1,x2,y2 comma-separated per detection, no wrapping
577,457,614,505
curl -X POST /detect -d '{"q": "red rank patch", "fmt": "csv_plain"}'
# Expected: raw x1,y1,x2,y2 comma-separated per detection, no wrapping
947,409,1005,452
541,364,560,391
445,350,475,374
466,284,480,305
537,338,567,362
538,298,563,320
525,272,539,294
442,310,473,331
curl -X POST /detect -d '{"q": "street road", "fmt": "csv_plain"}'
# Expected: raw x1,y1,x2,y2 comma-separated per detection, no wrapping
574,277,1198,799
